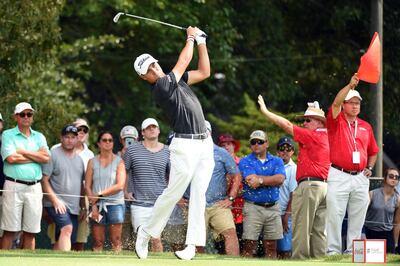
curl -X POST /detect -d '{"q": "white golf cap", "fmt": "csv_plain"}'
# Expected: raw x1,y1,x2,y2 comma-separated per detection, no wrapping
345,90,363,101
14,102,34,114
141,118,159,130
0,113,3,121
120,125,138,139
134,53,158,75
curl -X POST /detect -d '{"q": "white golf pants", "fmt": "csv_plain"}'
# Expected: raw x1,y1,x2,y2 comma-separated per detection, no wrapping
144,135,214,246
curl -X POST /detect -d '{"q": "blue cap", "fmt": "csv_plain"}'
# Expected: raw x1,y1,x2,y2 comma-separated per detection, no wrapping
277,136,294,149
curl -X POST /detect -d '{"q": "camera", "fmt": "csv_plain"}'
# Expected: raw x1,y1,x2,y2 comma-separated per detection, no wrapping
125,137,135,147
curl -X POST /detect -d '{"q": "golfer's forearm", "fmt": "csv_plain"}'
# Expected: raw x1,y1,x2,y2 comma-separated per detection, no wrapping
196,44,210,78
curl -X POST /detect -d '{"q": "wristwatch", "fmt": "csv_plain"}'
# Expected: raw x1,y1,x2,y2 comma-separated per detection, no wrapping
228,196,235,202
367,166,373,171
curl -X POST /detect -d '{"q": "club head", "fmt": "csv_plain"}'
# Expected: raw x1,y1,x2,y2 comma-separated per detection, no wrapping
113,12,124,23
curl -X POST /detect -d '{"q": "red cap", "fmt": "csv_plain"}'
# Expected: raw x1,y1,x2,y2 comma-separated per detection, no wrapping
217,134,241,153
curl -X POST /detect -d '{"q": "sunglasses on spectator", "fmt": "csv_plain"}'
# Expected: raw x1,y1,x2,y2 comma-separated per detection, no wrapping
278,146,293,152
18,112,33,118
101,138,113,143
77,127,89,134
304,118,312,123
250,139,265,146
387,174,399,180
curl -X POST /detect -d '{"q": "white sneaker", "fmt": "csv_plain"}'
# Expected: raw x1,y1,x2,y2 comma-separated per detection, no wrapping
175,245,196,260
135,225,150,259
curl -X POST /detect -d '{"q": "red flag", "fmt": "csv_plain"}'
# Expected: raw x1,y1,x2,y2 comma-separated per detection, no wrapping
357,32,381,84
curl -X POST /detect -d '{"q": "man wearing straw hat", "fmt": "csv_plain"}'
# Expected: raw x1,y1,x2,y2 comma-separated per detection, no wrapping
258,96,330,259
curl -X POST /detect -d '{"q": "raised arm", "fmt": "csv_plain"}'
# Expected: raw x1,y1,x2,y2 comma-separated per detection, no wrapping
331,73,359,119
187,28,210,85
171,26,198,83
257,95,294,135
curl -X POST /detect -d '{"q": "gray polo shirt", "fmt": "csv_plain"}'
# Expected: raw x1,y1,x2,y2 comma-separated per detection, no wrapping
42,146,85,215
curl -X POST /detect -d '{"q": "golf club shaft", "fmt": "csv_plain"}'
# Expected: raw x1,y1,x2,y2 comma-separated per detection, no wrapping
124,13,186,31
114,12,207,38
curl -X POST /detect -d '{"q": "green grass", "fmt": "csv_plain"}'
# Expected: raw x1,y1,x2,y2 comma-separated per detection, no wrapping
0,250,399,266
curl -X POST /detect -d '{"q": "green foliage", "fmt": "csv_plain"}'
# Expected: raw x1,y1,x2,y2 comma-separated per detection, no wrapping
1,0,399,160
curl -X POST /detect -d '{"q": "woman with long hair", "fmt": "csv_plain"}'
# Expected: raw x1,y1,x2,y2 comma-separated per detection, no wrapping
85,131,126,252
364,167,400,253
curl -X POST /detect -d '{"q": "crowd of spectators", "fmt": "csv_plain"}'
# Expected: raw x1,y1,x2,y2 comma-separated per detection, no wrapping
0,89,398,257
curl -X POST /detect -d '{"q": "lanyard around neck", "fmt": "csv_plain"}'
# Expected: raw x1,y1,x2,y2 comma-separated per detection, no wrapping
347,119,358,151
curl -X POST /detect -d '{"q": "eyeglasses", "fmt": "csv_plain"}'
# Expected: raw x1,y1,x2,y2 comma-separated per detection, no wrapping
278,146,293,152
304,118,312,123
18,112,33,118
250,139,265,146
77,127,89,134
101,138,113,143
387,174,399,180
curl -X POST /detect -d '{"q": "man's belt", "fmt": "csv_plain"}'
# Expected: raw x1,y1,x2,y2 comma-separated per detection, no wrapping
246,200,276,208
174,133,208,140
331,164,361,175
6,177,40,186
298,177,327,185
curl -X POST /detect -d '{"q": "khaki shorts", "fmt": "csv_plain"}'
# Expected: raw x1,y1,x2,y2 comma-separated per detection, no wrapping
242,201,283,240
1,180,43,233
205,205,235,239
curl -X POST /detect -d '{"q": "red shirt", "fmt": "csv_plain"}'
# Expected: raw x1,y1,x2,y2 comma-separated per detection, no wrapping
327,108,379,171
293,126,330,181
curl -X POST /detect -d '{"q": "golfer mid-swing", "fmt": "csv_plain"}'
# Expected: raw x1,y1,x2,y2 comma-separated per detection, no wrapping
133,26,214,260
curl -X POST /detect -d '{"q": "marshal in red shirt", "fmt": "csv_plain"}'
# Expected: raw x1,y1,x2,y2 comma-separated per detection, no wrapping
327,107,379,171
293,126,330,182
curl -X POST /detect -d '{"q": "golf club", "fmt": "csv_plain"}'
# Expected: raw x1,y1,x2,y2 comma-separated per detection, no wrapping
113,12,207,38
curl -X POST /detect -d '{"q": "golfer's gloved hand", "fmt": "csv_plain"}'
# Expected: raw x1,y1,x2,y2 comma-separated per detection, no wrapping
195,29,207,45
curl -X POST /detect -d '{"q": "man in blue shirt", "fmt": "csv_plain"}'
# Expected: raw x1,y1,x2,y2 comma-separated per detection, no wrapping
205,122,241,256
239,130,285,258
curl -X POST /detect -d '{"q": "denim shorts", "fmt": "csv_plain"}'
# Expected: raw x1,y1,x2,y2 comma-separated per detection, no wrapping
45,207,78,243
92,204,125,225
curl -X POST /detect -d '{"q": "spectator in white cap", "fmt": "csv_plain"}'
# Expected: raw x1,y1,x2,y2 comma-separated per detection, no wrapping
326,74,379,255
118,124,139,250
119,125,139,157
123,118,170,253
1,102,50,249
258,96,330,259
